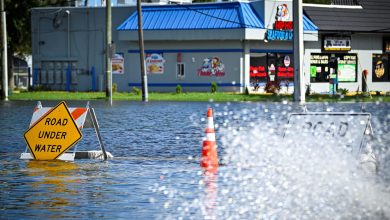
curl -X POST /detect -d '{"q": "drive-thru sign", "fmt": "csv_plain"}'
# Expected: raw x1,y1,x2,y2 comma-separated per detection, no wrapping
24,101,83,160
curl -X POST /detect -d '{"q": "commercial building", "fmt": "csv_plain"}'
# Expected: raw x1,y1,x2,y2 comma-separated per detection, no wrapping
30,0,390,93
304,0,390,93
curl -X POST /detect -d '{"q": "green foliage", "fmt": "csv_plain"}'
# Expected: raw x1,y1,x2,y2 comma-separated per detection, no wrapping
305,84,311,96
176,84,182,94
112,83,117,93
264,81,281,94
245,86,250,95
211,82,218,93
32,84,51,91
132,86,140,95
337,88,349,95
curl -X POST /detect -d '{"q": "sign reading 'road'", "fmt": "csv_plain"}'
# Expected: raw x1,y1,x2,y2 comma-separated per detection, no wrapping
285,112,371,157
24,101,83,160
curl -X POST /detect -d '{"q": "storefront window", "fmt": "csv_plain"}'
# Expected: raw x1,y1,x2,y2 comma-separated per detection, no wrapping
250,53,293,86
310,54,330,82
250,53,267,85
337,54,357,82
310,53,357,83
372,54,390,82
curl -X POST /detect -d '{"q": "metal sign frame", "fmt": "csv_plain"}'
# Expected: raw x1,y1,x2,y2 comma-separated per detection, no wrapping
21,101,108,161
284,111,373,158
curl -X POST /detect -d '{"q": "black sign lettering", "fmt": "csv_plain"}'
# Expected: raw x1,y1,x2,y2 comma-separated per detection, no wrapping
34,144,62,152
44,118,69,126
38,131,68,139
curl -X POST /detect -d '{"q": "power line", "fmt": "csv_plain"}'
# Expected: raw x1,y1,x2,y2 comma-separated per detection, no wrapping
169,2,263,29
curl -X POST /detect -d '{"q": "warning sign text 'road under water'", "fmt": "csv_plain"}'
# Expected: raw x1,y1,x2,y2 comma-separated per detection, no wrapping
24,102,83,160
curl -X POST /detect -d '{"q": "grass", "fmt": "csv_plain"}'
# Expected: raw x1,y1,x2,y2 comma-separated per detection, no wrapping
8,90,390,102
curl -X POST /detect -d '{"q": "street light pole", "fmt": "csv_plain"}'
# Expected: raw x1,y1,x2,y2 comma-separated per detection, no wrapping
137,0,148,102
105,0,112,105
293,0,305,103
1,0,8,101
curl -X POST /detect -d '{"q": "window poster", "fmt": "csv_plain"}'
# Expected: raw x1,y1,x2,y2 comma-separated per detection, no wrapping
112,53,124,74
310,53,330,82
372,54,389,82
146,53,165,74
276,54,294,79
337,55,357,82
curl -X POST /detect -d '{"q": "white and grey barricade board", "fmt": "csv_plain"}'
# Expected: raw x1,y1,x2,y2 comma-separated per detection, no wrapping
284,112,372,158
21,101,112,161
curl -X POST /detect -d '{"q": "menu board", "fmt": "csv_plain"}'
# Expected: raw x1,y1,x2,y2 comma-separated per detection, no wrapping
372,54,389,82
310,54,330,82
337,55,357,82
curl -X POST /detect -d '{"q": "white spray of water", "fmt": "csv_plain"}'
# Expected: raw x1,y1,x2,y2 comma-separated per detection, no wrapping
157,103,390,219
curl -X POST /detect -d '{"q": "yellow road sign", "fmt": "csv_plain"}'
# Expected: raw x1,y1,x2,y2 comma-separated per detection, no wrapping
24,101,83,160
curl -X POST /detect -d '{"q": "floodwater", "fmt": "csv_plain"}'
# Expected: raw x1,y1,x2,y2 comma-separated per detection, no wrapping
0,100,389,219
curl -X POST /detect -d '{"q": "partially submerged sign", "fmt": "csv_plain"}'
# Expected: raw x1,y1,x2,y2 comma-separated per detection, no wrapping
284,112,371,157
24,102,83,160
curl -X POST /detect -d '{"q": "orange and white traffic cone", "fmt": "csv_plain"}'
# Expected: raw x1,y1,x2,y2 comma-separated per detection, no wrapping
200,108,219,172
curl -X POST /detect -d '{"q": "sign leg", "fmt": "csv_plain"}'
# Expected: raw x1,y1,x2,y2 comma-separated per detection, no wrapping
90,108,108,160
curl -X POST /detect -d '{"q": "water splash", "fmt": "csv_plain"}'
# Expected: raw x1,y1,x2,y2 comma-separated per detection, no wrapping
156,102,390,219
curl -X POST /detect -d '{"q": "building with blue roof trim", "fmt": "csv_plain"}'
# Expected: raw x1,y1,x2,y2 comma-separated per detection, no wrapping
117,2,264,30
30,0,326,94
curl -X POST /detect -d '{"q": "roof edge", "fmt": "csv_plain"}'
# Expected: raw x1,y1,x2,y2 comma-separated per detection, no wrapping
303,3,362,9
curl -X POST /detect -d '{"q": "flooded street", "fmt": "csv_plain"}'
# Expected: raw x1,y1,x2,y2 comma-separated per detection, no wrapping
0,100,389,219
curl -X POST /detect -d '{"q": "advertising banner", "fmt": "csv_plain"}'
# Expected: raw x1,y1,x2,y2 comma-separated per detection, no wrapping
112,53,124,74
337,55,357,82
198,57,225,77
323,36,351,51
146,53,165,74
372,54,389,82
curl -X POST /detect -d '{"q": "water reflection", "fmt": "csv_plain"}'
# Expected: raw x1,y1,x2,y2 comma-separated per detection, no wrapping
202,170,218,220
24,161,79,216
1,101,390,219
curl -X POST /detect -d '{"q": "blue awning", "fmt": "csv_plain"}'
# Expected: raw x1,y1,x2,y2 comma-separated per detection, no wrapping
117,2,318,31
303,13,318,31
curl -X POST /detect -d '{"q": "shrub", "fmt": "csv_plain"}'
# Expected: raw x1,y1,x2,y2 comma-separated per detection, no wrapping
132,86,140,95
245,86,250,95
32,85,50,91
112,83,117,93
176,84,182,94
264,81,280,94
305,84,311,96
211,82,218,93
337,88,349,95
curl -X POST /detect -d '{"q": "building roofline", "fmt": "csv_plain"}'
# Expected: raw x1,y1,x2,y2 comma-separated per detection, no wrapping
303,3,362,9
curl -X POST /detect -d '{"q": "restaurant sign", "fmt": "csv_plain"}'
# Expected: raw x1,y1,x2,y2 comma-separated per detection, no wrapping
266,4,293,41
198,57,225,77
323,36,351,51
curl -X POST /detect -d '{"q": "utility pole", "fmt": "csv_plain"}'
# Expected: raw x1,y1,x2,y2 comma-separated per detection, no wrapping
293,0,305,103
1,0,8,101
137,0,148,102
106,0,112,105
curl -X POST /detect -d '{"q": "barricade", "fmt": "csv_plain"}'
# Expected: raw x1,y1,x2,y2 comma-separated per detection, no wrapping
284,108,377,174
21,101,113,161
